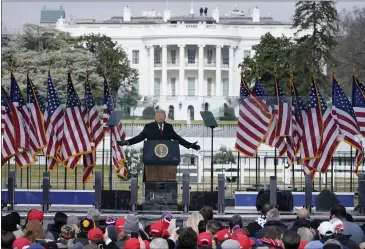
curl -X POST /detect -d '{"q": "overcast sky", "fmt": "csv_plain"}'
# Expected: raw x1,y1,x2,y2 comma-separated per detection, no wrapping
2,1,365,32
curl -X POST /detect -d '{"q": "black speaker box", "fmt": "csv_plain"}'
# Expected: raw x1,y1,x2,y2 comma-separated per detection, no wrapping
101,190,131,211
256,190,293,211
190,191,218,211
315,189,339,212
144,182,178,205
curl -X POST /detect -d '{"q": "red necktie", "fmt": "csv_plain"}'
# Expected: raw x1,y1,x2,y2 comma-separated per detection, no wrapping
159,124,163,136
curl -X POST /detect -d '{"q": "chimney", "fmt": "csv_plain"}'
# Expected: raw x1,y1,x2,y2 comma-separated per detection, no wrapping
123,6,131,22
252,6,260,23
164,9,171,22
212,7,219,23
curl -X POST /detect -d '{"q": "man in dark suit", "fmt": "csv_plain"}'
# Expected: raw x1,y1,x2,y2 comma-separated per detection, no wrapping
117,109,200,150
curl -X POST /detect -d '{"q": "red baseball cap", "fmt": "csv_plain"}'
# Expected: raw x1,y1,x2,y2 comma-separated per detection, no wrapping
124,238,140,249
198,232,213,247
214,229,231,243
12,238,31,249
149,221,165,237
27,210,44,222
115,217,126,233
88,228,104,241
234,235,255,249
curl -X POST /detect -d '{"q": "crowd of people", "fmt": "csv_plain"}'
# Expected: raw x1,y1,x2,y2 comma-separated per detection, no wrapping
1,204,365,249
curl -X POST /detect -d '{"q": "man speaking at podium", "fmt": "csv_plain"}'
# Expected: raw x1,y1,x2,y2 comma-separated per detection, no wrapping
117,109,200,150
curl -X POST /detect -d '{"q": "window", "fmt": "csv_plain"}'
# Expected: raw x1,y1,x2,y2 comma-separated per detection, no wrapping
207,78,213,96
171,78,176,96
154,49,161,64
188,105,194,120
132,50,139,64
244,50,251,58
171,50,176,64
222,49,229,65
132,78,139,93
168,105,175,120
188,49,195,64
188,77,195,96
154,78,161,96
222,78,229,96
207,49,213,64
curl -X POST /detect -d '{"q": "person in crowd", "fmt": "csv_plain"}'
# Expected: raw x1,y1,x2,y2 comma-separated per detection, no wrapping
124,237,150,249
259,227,284,249
329,219,360,249
12,237,31,249
221,239,241,249
198,220,207,234
359,242,365,249
256,208,287,239
297,228,314,242
2,213,24,240
103,225,119,249
310,220,322,241
282,231,301,249
26,209,55,241
318,222,335,244
48,211,68,241
200,206,214,222
24,220,45,243
197,232,213,249
176,227,198,249
86,208,101,228
150,238,169,249
84,228,104,249
246,204,273,237
186,213,204,235
214,228,231,246
149,221,169,239
117,215,148,249
71,218,95,248
28,243,44,249
57,224,78,249
329,204,365,245
233,233,255,249
206,220,222,235
289,209,311,232
1,231,15,249
228,214,249,238
323,239,343,249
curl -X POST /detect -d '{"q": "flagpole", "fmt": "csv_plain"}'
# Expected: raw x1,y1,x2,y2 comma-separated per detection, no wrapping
274,148,277,177
109,129,113,191
102,139,105,190
350,147,353,192
237,152,240,190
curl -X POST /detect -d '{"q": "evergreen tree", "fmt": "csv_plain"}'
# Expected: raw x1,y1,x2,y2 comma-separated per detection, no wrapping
292,1,339,91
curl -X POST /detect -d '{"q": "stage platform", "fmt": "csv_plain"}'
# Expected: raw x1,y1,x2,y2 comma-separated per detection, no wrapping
2,205,364,226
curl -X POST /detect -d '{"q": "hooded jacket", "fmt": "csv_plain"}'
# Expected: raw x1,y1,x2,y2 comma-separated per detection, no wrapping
255,220,287,239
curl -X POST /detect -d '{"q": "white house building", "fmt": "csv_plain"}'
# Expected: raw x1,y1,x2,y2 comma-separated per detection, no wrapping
54,4,304,121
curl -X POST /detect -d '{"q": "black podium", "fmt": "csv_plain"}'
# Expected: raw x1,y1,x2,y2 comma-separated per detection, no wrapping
143,140,180,210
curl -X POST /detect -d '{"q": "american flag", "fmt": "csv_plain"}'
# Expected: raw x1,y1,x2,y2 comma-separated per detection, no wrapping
332,75,363,174
43,74,64,170
304,80,341,173
60,73,93,169
275,77,292,137
301,77,323,160
103,76,128,178
1,87,21,165
252,79,287,156
286,75,304,167
9,73,29,150
235,76,272,157
82,73,105,184
352,74,365,137
11,73,39,167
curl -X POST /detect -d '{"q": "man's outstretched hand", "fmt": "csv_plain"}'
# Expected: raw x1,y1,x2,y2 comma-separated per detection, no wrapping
117,140,128,146
191,142,200,151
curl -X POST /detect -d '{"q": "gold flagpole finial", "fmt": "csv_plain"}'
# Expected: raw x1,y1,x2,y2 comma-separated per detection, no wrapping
255,66,260,78
25,61,30,75
332,64,336,78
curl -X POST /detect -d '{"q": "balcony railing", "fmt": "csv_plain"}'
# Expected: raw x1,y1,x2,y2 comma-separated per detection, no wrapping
204,62,216,67
167,62,179,67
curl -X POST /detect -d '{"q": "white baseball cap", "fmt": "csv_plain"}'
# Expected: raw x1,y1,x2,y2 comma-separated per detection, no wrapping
318,222,335,236
329,218,344,232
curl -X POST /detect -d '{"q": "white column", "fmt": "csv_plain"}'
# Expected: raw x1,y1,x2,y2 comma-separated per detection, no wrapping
179,44,185,97
229,46,235,97
149,46,154,96
161,45,167,100
215,45,222,96
198,44,205,96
